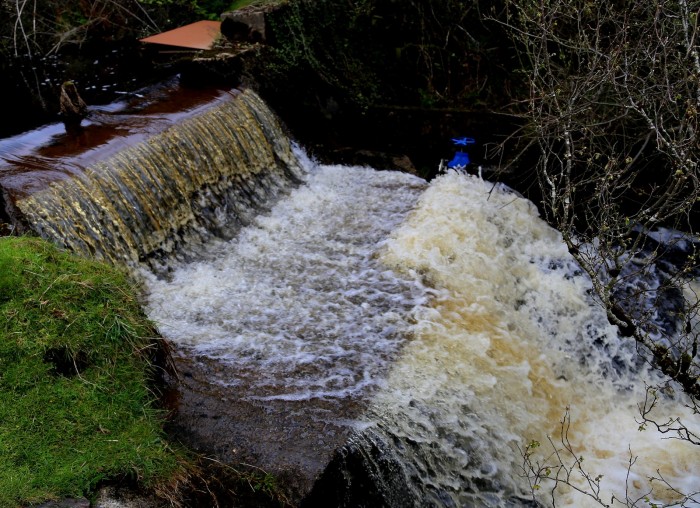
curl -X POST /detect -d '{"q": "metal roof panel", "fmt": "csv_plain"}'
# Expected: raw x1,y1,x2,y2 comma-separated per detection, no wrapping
140,21,221,50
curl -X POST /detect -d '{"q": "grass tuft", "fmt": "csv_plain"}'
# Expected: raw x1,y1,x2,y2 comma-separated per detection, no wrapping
0,237,185,507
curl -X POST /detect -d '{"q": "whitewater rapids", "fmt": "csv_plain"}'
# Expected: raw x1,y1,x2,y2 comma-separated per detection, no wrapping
144,155,699,507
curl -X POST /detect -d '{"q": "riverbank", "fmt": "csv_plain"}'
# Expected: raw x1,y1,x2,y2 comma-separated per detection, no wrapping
0,236,185,506
0,235,295,507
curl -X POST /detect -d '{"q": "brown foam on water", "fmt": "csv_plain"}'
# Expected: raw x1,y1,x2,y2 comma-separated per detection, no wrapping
377,171,699,506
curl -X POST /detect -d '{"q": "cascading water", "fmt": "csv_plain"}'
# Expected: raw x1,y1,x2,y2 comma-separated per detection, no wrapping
304,172,700,507
16,89,303,269
144,161,699,505
142,157,431,494
11,87,699,506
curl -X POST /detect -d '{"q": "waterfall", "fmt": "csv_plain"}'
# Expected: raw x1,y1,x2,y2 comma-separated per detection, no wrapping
16,89,303,269
143,161,699,506
9,84,698,506
142,160,430,494
304,172,700,507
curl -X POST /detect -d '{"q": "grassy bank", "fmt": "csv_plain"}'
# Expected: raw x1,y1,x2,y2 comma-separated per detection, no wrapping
0,236,185,507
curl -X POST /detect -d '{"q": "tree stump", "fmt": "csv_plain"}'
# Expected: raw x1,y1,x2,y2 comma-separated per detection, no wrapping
59,81,87,133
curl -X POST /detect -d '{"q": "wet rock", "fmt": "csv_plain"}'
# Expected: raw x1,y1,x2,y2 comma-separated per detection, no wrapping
164,354,364,505
301,430,417,508
329,148,419,175
93,486,164,508
221,6,269,44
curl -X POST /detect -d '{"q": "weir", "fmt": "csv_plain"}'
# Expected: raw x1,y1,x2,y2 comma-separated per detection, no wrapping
3,85,699,507
9,87,303,269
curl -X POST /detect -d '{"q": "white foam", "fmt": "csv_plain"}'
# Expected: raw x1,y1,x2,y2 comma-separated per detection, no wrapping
376,170,700,506
143,163,699,506
144,161,428,401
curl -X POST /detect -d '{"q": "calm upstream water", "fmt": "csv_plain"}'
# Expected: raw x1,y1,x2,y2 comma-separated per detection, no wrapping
10,88,699,506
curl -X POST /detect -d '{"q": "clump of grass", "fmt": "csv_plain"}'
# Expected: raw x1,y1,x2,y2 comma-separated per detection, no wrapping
0,237,186,506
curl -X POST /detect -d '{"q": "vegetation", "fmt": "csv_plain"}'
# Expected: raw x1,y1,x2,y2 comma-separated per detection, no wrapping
254,0,513,112
253,1,700,504
0,0,699,505
0,0,254,135
0,0,241,58
229,0,278,10
491,0,700,505
0,236,186,506
499,0,700,412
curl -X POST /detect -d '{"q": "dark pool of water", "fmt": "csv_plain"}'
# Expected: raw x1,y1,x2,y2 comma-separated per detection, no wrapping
0,42,184,139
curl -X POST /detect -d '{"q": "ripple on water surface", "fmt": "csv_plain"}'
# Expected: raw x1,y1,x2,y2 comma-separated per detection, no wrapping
145,166,700,507
144,162,428,403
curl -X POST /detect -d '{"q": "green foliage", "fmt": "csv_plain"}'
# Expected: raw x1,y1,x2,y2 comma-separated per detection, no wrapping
229,0,276,10
252,0,514,117
0,237,183,506
191,0,239,20
0,0,246,57
256,0,418,115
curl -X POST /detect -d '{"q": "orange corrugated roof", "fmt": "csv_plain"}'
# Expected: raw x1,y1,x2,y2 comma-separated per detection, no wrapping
140,20,221,50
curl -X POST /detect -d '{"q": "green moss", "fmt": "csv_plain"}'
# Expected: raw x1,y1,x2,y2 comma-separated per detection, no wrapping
228,0,281,10
0,237,183,507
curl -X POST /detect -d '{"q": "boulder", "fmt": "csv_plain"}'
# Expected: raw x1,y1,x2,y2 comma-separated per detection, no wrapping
220,7,268,43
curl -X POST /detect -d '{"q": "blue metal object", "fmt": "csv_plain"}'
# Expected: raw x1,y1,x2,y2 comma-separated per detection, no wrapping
451,137,476,146
445,137,475,169
447,151,470,168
